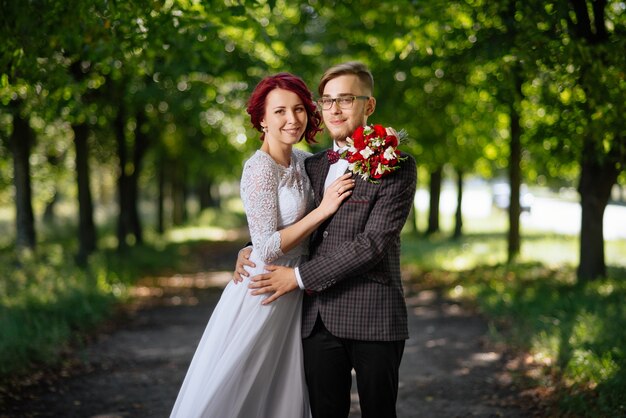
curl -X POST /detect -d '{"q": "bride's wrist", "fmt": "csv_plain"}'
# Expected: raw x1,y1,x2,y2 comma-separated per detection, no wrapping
313,206,331,221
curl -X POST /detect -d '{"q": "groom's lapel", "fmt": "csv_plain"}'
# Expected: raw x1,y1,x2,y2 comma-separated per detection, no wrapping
310,151,330,205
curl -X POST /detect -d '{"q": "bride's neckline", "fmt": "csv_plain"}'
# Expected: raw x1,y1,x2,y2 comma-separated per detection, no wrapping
256,149,294,169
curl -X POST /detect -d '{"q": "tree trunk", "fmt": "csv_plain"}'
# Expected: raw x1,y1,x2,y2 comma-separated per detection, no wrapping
568,0,619,281
73,122,97,263
577,141,619,281
157,156,165,234
43,192,58,223
453,168,464,239
10,107,36,250
128,111,150,245
507,98,522,263
426,166,442,235
169,158,188,226
42,149,64,223
171,174,188,226
115,108,132,251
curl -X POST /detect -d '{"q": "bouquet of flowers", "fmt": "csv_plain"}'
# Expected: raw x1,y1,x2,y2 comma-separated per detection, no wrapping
340,124,407,183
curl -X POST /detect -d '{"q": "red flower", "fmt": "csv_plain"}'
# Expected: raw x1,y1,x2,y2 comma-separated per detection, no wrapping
351,126,366,150
348,152,363,163
384,134,398,148
373,124,387,138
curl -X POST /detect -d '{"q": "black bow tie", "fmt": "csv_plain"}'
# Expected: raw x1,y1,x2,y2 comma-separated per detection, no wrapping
326,149,343,164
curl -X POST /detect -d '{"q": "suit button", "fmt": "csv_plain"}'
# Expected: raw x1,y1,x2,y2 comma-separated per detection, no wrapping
322,231,329,238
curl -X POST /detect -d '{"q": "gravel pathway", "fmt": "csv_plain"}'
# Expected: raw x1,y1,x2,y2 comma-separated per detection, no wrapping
2,270,543,417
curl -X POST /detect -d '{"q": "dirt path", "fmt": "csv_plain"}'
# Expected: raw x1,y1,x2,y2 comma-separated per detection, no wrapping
2,248,543,417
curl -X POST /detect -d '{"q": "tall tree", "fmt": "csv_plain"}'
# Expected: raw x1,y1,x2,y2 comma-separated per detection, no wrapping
73,122,96,263
506,72,523,262
8,102,36,250
129,110,150,244
114,100,133,250
517,0,626,279
453,168,464,239
567,0,624,279
426,167,443,235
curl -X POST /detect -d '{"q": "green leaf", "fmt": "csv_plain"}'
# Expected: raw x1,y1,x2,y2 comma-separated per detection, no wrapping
228,5,246,16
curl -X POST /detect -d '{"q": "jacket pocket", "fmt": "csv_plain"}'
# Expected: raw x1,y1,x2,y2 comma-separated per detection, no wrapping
344,195,370,205
367,271,390,285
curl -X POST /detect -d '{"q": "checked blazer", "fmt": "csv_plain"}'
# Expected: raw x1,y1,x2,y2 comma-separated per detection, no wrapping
298,150,417,341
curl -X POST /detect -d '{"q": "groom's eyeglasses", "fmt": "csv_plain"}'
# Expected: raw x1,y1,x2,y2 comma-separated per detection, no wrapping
317,95,370,110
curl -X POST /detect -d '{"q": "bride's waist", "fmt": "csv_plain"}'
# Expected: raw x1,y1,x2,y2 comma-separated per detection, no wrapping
248,249,306,269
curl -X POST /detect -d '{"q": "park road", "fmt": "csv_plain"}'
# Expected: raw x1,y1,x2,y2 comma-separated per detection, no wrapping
1,253,545,417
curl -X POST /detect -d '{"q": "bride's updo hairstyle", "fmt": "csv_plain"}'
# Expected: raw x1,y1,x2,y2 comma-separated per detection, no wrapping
246,72,322,144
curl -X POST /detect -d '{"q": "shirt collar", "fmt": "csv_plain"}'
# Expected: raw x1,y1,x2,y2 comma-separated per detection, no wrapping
333,141,348,153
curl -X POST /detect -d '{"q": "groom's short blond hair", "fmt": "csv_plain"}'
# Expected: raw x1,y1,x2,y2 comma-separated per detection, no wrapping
318,61,374,97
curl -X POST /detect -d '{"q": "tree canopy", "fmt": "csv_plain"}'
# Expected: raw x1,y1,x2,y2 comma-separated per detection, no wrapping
0,0,624,279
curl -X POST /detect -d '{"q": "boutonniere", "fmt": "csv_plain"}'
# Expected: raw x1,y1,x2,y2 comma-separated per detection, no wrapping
340,124,407,183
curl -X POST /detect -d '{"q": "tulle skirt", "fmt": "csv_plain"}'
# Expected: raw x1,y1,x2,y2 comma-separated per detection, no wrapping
170,253,310,418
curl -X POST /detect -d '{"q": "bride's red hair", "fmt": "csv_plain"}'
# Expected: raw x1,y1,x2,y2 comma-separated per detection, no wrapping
246,73,322,144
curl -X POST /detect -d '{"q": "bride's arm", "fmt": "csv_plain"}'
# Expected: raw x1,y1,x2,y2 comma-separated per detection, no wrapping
276,173,353,255
241,157,353,264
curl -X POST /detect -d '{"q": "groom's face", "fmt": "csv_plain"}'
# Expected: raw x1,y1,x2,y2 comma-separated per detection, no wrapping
320,74,375,146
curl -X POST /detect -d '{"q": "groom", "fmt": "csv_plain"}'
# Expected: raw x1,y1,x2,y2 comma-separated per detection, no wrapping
236,62,416,418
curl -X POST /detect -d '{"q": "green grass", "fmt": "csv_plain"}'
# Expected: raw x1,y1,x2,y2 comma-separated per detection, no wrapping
0,209,247,379
401,232,626,418
0,247,118,376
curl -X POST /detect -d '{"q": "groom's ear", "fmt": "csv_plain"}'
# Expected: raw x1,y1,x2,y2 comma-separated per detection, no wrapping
365,97,376,116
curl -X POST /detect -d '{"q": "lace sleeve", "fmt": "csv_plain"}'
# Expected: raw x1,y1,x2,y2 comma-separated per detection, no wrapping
240,153,284,264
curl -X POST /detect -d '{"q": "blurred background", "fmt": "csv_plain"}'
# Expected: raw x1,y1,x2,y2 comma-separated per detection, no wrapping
1,1,625,416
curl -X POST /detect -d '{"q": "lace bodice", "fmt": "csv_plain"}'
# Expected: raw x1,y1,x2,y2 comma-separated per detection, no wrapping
240,149,314,264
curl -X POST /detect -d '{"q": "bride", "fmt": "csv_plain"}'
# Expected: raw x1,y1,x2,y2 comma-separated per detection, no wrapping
170,73,354,418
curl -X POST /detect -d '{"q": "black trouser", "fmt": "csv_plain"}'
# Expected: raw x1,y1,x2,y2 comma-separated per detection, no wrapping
303,316,405,418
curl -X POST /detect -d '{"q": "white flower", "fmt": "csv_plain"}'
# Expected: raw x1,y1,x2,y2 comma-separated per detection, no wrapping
375,164,386,176
360,146,374,159
384,146,397,160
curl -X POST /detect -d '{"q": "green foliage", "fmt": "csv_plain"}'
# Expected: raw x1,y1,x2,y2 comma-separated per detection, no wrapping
0,248,119,376
466,267,626,417
3,0,623,202
0,238,192,377
401,234,626,417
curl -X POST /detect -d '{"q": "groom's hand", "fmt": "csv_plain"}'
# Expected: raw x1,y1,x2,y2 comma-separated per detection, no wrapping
233,246,255,283
249,266,298,305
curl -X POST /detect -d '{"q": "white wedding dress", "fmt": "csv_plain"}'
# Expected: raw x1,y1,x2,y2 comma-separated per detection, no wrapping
170,149,313,418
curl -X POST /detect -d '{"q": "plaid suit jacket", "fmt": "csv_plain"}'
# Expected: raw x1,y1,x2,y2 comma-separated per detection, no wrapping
299,150,417,341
